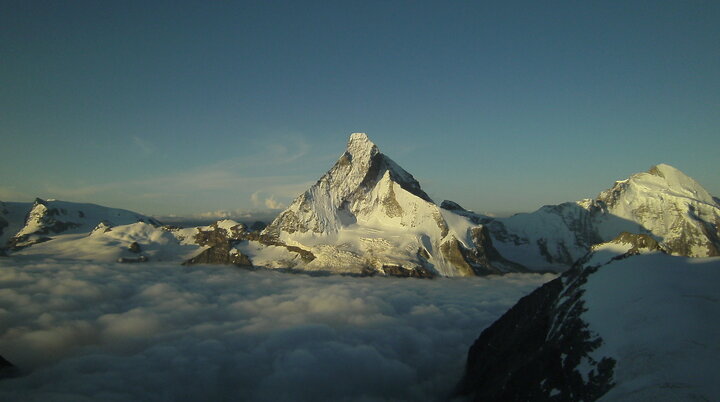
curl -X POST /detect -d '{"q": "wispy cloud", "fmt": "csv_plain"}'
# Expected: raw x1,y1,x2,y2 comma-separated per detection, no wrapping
212,133,313,172
250,193,286,210
0,186,33,201
132,136,155,155
21,132,323,215
38,136,316,214
42,172,307,202
157,208,281,224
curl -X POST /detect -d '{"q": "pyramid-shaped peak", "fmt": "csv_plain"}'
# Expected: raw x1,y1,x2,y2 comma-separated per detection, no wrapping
349,132,370,143
263,131,434,238
346,133,378,158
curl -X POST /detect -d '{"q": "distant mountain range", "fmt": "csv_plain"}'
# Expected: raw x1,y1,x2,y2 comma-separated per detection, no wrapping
2,133,718,277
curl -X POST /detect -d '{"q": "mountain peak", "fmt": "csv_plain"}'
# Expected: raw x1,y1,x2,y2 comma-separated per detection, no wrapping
263,132,433,237
346,132,378,160
596,164,716,208
636,164,715,205
348,132,371,146
647,163,688,180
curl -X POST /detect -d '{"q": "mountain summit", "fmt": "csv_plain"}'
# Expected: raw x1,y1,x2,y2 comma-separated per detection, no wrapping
263,133,432,237
592,163,720,257
3,137,716,278
261,133,523,276
483,163,720,270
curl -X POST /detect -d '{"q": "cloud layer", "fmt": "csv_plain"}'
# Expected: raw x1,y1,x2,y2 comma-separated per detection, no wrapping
0,259,553,401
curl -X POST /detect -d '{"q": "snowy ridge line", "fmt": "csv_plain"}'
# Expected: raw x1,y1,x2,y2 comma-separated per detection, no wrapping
458,230,720,400
1,135,718,278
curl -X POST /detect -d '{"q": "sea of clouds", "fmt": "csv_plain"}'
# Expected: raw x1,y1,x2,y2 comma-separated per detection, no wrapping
0,259,554,401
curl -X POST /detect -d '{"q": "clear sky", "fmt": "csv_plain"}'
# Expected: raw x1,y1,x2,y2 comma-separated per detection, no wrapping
2,1,719,218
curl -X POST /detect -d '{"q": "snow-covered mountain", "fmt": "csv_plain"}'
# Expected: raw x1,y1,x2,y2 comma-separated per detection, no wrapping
0,198,160,252
457,233,720,400
2,137,717,279
479,163,720,271
257,133,523,277
0,198,268,266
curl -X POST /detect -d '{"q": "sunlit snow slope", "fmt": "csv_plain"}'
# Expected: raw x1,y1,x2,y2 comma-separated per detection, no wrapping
459,233,720,401
484,164,720,270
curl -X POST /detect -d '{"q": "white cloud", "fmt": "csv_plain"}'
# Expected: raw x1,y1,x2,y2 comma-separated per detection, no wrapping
155,208,281,225
250,192,261,207
263,196,285,210
252,188,304,211
0,260,553,401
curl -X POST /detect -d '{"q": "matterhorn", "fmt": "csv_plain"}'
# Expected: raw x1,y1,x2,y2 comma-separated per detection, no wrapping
257,133,522,277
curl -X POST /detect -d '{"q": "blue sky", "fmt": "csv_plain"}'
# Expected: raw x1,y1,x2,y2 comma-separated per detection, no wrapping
2,1,719,218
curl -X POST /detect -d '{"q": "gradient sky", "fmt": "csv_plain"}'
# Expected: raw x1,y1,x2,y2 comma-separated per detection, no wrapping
2,1,719,218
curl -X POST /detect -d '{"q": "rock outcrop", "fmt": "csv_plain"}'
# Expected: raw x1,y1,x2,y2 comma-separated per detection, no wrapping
183,221,253,267
456,270,615,401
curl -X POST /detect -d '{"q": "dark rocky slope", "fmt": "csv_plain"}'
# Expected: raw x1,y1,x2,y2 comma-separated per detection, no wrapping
456,233,663,401
0,355,16,380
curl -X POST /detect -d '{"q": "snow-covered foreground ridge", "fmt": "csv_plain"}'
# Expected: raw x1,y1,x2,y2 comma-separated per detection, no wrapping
1,133,719,276
458,234,720,401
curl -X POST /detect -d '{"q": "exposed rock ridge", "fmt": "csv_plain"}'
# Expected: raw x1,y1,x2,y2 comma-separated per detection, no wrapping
183,221,253,267
7,199,81,250
457,232,671,400
457,260,621,400
604,231,662,253
468,226,529,274
439,200,467,212
184,220,315,267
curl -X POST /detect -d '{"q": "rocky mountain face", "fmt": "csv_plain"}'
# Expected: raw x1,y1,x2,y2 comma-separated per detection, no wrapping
593,164,719,256
182,220,253,267
263,132,433,237
261,133,521,277
482,164,720,270
458,231,720,400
